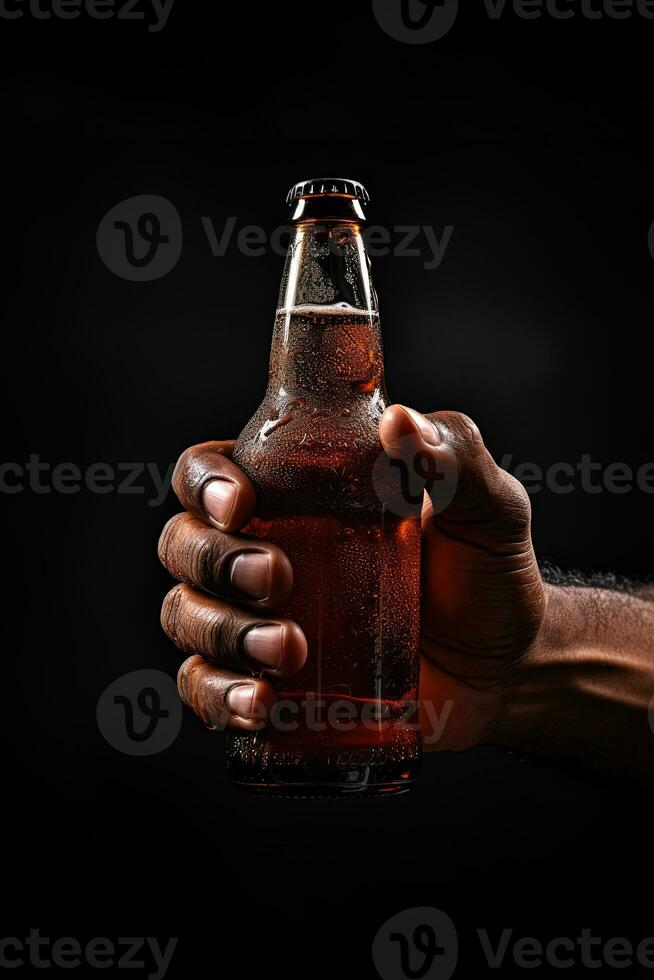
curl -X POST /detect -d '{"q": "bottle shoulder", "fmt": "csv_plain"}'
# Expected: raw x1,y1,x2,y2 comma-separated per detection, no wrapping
233,391,388,516
234,389,386,458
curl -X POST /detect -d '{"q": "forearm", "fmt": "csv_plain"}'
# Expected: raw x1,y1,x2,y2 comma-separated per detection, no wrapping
496,583,654,780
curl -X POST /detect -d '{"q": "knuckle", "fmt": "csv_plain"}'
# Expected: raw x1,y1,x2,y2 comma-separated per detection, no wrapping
160,583,186,643
433,411,484,453
157,512,186,569
160,579,244,661
205,603,244,659
453,412,484,449
158,513,230,593
496,470,532,530
171,444,216,505
193,533,227,593
171,446,194,500
170,442,234,516
177,656,203,707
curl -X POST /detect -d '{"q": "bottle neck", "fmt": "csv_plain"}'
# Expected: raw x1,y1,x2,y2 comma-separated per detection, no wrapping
268,218,385,400
278,219,378,313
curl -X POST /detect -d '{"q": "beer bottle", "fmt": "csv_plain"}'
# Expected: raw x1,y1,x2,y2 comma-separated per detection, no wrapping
229,178,422,796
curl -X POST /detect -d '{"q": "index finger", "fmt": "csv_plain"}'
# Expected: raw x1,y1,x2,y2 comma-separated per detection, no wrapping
171,439,256,533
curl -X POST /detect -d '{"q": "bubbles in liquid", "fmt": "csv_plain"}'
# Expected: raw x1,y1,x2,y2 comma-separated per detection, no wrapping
278,301,369,315
270,305,383,394
229,300,422,794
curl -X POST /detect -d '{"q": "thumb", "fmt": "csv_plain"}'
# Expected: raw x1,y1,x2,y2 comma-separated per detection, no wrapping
379,405,532,551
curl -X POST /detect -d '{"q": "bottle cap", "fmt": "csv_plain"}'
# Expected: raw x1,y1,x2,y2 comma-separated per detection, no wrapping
286,178,371,205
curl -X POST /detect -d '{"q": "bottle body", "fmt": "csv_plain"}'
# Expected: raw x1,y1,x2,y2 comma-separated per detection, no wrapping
227,188,422,796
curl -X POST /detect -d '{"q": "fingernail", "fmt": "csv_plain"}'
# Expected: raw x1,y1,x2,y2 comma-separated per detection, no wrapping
202,479,237,526
227,684,256,719
243,624,283,669
199,712,218,731
402,406,440,447
196,704,220,731
230,553,271,600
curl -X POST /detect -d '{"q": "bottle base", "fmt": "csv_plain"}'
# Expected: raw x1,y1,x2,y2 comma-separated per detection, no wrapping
232,781,416,799
228,757,420,799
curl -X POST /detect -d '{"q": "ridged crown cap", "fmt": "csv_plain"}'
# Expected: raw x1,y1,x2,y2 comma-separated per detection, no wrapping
286,178,370,205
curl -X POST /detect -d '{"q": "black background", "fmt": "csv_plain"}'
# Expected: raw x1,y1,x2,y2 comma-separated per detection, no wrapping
2,1,653,976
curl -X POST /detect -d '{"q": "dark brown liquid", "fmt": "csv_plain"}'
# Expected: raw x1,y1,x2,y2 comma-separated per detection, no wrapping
230,306,421,796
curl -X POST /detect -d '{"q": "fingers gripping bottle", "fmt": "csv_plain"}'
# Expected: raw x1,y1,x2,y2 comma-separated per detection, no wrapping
229,179,422,796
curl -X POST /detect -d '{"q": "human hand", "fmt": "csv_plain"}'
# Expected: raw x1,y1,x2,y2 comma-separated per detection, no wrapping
158,408,546,753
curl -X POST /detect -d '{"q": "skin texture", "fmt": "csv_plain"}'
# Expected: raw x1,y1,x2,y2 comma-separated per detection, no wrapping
158,406,654,781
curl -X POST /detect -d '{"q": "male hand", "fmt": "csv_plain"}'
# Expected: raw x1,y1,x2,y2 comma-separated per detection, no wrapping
158,406,546,752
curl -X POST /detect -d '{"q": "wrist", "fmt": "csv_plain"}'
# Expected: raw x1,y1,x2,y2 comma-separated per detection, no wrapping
492,583,654,776
492,584,574,750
